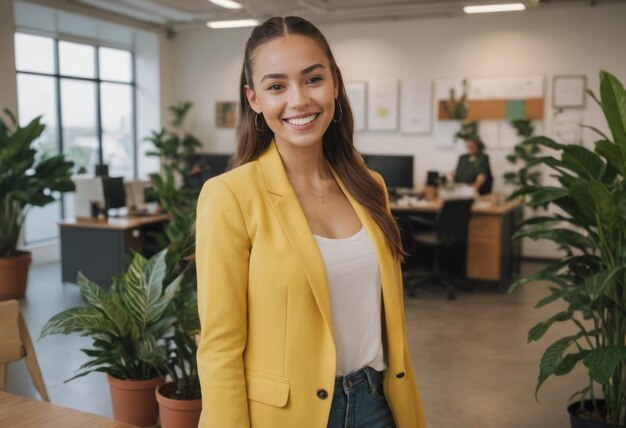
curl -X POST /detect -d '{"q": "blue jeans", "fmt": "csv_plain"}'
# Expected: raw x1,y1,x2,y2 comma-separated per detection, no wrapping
327,366,396,428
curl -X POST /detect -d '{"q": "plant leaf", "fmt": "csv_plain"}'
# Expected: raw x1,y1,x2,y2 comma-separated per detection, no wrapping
583,346,626,385
585,266,623,301
599,70,626,146
536,335,578,399
555,351,590,376
528,311,571,343
40,307,116,339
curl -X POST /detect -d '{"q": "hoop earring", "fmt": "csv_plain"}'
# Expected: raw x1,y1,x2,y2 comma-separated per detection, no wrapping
332,99,343,123
255,113,264,132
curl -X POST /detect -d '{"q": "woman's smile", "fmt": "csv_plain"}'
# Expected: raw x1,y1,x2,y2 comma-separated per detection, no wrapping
283,112,321,130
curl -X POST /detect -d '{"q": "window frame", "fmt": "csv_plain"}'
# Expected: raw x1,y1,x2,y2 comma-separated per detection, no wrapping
14,31,138,245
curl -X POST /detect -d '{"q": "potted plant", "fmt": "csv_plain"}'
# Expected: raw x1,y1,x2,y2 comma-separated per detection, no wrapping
503,119,541,198
510,70,626,427
440,79,470,146
40,249,183,427
0,109,76,299
156,254,201,428
146,101,202,427
442,78,469,121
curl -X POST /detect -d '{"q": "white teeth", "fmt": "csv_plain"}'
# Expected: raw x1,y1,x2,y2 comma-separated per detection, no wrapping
286,114,318,126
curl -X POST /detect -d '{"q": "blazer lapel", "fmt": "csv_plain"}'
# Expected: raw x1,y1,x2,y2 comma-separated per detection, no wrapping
258,142,335,339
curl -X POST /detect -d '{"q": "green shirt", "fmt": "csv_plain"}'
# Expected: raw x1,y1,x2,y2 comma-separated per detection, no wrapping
454,153,493,195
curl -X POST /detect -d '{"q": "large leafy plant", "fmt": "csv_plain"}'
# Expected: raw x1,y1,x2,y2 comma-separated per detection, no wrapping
0,109,76,257
40,250,182,381
145,101,201,184
146,101,201,399
510,70,626,425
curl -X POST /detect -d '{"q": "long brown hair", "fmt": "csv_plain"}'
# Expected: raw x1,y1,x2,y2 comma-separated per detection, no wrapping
230,16,404,261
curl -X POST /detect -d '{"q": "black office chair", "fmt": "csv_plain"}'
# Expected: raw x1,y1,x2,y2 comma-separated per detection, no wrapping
404,198,474,300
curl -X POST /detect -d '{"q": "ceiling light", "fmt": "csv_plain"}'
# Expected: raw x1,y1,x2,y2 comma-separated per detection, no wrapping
208,0,243,9
463,3,526,14
206,19,259,29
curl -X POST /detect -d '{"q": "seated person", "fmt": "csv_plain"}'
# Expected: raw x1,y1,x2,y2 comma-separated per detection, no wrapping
451,137,493,195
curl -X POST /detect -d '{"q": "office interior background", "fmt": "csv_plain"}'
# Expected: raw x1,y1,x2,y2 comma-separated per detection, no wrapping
1,0,626,427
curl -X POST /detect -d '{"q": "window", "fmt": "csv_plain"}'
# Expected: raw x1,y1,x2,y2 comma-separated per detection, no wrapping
14,32,136,245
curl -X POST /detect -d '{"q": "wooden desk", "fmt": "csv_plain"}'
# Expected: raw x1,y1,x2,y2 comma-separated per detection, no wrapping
392,199,522,291
59,214,169,286
0,391,136,428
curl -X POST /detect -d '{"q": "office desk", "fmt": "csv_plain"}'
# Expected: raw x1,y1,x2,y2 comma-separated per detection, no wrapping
392,199,522,291
0,391,136,428
59,214,169,286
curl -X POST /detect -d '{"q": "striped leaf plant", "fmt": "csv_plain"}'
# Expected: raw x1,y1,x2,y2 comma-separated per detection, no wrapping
509,70,626,425
40,249,183,381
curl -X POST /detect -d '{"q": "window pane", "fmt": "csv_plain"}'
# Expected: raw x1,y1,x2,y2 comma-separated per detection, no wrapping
14,33,55,74
16,74,58,157
63,192,76,221
101,83,134,178
59,41,95,78
24,202,61,243
17,74,61,244
99,47,132,82
61,79,99,175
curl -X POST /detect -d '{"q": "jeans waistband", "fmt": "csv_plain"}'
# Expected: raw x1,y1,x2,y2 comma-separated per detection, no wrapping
334,366,384,392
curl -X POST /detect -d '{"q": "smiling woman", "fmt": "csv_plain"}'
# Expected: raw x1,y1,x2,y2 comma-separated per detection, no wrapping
195,16,426,428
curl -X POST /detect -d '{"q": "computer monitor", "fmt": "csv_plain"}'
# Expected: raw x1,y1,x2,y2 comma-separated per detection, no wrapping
362,154,414,192
102,177,126,209
426,170,440,187
185,154,232,189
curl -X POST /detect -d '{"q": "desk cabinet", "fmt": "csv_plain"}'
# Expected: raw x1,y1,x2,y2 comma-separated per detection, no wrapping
59,215,169,287
392,200,522,291
466,205,522,290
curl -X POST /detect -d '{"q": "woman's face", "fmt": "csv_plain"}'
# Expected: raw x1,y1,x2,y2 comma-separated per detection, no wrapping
465,140,478,156
245,34,339,151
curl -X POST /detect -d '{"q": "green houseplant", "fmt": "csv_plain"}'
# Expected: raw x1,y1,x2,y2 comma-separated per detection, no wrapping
503,119,541,198
510,70,626,427
0,109,76,299
146,101,202,427
443,78,469,120
40,249,183,427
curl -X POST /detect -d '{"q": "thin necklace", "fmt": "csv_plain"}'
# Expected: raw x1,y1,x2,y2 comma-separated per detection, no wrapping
292,176,328,203
291,175,332,218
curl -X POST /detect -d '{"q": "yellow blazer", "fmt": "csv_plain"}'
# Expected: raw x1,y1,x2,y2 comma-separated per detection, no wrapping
196,141,426,427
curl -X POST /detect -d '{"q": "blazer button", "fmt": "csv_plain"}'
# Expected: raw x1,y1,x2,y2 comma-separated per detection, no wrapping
396,372,405,379
317,389,328,400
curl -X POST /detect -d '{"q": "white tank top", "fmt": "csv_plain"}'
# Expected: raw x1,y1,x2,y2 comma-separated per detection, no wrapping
313,226,386,376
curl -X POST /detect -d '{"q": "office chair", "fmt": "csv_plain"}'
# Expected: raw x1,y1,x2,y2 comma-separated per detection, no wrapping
404,198,474,300
0,300,49,401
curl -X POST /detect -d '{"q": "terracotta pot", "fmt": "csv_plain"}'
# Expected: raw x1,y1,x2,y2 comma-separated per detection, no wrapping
107,374,164,427
0,251,32,300
156,382,202,428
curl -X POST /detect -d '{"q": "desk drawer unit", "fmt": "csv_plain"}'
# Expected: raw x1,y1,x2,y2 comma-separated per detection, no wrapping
467,214,502,281
60,227,141,287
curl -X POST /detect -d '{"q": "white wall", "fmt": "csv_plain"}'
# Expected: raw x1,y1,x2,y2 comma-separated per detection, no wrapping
168,3,626,258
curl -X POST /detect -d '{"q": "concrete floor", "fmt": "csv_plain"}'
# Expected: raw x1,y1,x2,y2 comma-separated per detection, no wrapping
6,260,586,427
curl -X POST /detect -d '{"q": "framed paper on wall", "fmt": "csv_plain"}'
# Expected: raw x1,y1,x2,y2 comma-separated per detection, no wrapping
367,80,398,131
345,81,367,131
216,101,238,128
400,79,432,134
553,75,586,108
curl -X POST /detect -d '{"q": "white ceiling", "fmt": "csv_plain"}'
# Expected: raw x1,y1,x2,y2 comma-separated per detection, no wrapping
73,0,626,28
